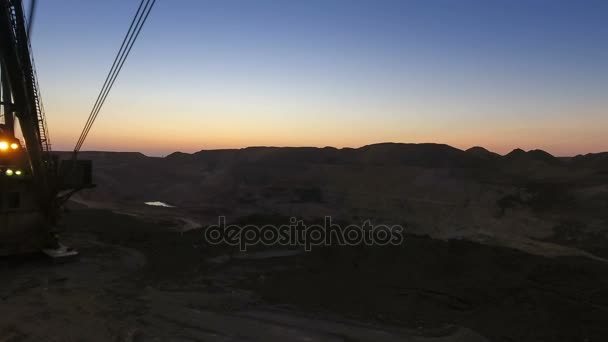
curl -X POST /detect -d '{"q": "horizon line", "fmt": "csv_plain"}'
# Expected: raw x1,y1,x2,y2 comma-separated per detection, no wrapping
54,142,607,159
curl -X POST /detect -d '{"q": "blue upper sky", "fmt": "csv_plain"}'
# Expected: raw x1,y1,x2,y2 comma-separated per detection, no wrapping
26,0,608,156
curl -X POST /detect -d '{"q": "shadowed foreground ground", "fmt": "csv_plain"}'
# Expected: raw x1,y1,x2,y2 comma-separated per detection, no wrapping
0,208,607,341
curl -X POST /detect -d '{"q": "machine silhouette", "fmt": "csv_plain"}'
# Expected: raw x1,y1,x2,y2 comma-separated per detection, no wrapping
0,0,154,256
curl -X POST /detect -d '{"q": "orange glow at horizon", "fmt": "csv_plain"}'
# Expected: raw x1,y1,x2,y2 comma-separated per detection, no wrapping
47,110,608,157
43,78,608,158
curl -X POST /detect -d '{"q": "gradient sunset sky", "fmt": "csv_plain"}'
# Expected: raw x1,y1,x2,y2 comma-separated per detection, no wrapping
29,0,607,156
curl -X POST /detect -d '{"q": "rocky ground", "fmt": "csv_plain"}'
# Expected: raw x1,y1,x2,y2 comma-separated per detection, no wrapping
1,205,607,341
2,144,607,341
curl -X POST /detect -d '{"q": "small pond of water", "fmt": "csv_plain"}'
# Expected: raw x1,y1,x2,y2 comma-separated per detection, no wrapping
144,201,175,208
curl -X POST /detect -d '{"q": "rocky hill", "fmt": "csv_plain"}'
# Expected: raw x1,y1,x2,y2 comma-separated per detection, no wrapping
55,143,608,259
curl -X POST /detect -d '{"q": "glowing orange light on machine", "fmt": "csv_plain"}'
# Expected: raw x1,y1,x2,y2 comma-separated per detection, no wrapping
0,141,8,150
10,143,19,149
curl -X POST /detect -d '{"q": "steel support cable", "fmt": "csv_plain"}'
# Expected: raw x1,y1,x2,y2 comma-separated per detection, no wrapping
73,0,146,152
27,0,37,37
74,0,155,154
74,0,152,153
76,0,155,152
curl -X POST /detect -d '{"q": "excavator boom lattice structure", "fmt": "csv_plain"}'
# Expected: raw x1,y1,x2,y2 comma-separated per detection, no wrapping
0,0,88,256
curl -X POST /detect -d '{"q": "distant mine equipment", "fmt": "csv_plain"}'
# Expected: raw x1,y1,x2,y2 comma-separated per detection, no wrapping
0,0,154,257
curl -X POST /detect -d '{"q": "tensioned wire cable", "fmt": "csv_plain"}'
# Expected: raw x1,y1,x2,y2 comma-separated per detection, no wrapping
74,0,156,154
